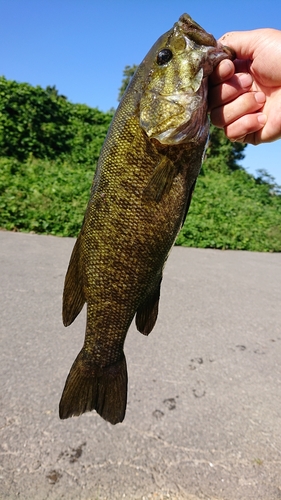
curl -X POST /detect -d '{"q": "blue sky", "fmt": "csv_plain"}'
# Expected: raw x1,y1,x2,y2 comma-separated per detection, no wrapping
0,0,280,184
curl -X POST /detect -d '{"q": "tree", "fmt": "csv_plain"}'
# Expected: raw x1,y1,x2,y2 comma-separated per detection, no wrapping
204,124,247,173
117,64,138,101
45,85,67,100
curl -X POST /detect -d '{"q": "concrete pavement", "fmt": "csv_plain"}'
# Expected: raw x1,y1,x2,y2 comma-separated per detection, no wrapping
0,230,281,499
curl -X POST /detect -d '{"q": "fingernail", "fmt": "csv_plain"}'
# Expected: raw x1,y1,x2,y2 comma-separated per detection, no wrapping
257,113,267,125
255,92,266,104
238,73,252,88
220,59,233,78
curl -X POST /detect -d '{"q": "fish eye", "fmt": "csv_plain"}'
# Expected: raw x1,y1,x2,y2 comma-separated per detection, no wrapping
156,48,173,66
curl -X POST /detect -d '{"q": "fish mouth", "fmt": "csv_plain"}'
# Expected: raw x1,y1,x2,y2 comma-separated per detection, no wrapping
220,44,236,61
177,13,236,61
140,42,236,146
139,12,236,146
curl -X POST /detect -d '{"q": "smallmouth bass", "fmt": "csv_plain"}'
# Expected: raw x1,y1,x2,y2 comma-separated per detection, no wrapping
59,14,235,424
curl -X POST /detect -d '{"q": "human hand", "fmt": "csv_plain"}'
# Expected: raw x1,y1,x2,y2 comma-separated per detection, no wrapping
209,29,281,145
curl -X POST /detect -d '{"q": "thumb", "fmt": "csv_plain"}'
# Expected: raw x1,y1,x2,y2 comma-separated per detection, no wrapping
218,30,260,60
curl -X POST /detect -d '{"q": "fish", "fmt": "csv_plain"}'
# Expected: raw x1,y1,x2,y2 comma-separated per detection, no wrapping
59,13,235,425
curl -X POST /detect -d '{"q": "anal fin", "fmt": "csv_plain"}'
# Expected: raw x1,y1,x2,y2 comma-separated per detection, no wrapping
135,279,162,335
63,235,86,327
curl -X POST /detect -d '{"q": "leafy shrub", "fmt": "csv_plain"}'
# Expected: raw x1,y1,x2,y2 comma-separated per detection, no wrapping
0,78,72,161
0,76,113,165
0,75,280,251
176,166,281,252
0,156,90,236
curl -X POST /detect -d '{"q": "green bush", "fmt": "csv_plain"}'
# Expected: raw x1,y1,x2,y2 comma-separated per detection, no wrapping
0,78,72,161
0,156,90,236
176,167,281,252
1,155,280,251
0,76,113,165
0,75,280,251
67,103,113,166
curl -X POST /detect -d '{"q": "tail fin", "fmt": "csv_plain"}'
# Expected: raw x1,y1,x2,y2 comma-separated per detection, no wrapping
59,350,127,425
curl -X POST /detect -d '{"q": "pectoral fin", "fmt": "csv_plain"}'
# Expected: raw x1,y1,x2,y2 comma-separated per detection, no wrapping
143,157,176,202
135,279,162,335
63,235,86,327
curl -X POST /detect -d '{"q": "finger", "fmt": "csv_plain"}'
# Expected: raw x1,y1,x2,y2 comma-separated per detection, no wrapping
210,91,266,128
209,59,235,85
218,31,260,60
224,113,267,144
233,59,251,74
209,72,253,111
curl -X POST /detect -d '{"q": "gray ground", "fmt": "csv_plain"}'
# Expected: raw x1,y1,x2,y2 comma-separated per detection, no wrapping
1,230,281,500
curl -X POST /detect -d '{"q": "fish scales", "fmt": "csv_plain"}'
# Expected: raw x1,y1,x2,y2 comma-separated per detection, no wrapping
59,13,235,424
